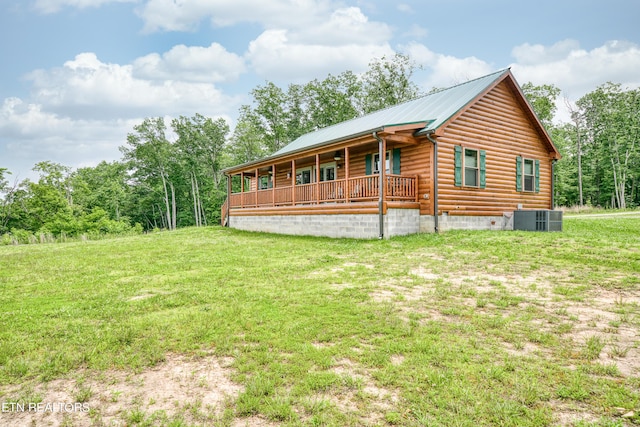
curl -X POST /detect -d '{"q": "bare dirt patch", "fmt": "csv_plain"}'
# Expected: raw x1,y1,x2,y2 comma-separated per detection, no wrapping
368,264,640,423
324,357,401,424
0,354,241,427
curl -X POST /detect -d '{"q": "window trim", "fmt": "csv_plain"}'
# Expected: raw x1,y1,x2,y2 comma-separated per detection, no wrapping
319,162,337,182
258,174,271,190
516,156,540,193
296,167,313,185
372,151,391,175
366,148,401,175
455,145,486,188
464,148,480,188
523,158,535,192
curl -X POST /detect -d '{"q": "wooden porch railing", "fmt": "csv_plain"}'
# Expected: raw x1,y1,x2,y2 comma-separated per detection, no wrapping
227,174,417,209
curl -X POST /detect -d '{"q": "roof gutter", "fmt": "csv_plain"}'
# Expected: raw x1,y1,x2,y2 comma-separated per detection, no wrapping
373,131,384,239
426,131,439,233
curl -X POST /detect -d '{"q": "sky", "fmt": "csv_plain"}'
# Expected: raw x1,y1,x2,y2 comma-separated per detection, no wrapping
1,0,639,182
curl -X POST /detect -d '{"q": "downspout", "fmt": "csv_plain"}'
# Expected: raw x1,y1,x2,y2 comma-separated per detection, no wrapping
426,131,439,233
551,159,557,210
225,174,231,227
373,131,384,239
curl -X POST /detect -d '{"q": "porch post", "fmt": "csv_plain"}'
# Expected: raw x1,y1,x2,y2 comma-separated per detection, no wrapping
315,154,320,204
291,160,296,206
374,132,386,239
240,172,244,208
345,147,350,203
272,164,276,206
381,140,387,205
226,174,231,226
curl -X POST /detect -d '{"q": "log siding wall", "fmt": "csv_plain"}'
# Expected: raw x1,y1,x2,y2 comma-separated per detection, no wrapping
435,80,553,216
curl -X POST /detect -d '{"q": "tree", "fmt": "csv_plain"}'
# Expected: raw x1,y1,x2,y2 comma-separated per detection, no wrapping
121,117,178,230
303,72,361,130
578,84,640,209
229,106,267,164
172,114,230,226
521,83,561,129
565,98,585,206
359,53,421,114
251,82,291,153
0,168,18,233
72,161,130,221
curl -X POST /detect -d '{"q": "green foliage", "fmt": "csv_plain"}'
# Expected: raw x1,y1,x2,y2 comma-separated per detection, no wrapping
360,53,421,114
577,83,640,209
521,82,561,128
523,81,640,209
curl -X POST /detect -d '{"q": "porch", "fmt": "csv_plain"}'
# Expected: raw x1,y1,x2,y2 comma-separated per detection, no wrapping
221,128,428,236
228,174,419,209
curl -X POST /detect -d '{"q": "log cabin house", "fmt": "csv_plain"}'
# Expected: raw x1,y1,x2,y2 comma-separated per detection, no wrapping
221,69,561,238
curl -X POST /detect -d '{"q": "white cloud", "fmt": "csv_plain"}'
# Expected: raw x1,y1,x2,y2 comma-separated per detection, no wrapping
292,7,392,46
511,39,581,66
0,97,137,177
243,6,393,81
510,39,640,99
25,52,240,120
509,39,640,124
402,24,428,40
138,0,333,33
33,0,135,14
401,42,494,90
132,43,246,83
1,48,242,177
246,29,394,82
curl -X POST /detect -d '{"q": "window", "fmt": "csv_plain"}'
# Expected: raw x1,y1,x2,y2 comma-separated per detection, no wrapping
365,148,400,175
295,162,336,184
319,163,336,182
464,148,479,187
523,159,535,192
373,151,390,174
296,168,312,185
258,175,271,190
516,156,539,192
455,146,486,188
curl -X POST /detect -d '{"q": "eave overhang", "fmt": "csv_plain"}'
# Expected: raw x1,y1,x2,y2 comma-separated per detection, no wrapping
222,121,430,175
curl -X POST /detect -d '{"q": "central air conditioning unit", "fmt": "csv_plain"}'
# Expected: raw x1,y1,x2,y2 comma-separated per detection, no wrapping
513,210,563,232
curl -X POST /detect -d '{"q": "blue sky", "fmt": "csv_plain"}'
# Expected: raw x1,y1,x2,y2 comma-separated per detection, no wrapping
1,0,639,181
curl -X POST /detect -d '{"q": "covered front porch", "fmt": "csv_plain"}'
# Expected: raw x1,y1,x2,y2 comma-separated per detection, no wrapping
221,125,431,237
228,173,418,208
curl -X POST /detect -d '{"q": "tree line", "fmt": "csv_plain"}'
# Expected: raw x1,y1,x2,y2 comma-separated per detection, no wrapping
1,55,638,242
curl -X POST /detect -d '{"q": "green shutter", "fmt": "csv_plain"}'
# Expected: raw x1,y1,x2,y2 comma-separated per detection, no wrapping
479,150,486,189
365,154,372,175
515,156,522,192
535,159,540,192
392,148,401,174
454,146,462,187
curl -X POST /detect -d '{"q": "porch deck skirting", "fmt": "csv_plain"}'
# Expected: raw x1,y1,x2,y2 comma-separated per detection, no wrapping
228,203,420,239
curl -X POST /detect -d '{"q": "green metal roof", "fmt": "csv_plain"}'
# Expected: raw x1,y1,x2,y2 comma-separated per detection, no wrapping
272,68,509,156
225,69,510,171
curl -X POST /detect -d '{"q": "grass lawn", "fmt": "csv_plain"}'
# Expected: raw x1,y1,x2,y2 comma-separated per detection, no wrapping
0,215,639,426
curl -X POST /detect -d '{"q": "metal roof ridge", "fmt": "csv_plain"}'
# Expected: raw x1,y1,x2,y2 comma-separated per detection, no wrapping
272,68,510,154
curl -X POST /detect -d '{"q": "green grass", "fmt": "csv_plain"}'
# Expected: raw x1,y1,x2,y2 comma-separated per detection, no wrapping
1,216,639,426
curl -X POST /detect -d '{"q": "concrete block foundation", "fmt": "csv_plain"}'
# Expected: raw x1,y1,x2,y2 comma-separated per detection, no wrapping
229,210,515,238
